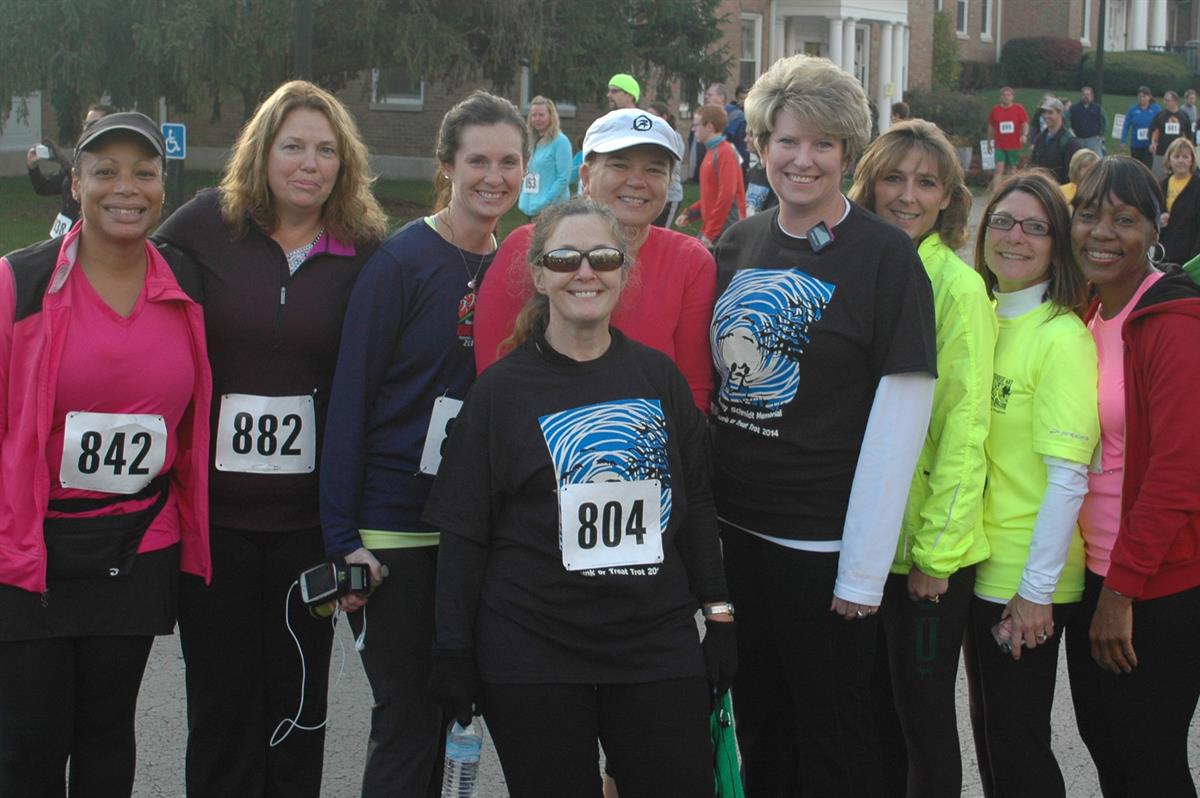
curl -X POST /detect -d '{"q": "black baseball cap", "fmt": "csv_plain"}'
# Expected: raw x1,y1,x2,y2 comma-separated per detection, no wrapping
74,111,165,160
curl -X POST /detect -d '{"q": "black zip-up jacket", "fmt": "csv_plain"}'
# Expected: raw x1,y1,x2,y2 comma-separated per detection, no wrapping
1160,170,1200,266
155,188,377,532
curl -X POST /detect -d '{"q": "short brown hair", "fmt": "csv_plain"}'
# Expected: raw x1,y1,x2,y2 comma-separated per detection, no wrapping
695,104,728,132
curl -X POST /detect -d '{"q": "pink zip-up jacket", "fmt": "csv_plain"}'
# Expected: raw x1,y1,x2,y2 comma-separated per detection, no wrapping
0,225,212,594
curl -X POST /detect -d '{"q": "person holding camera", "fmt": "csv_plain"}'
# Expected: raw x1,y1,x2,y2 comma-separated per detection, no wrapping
26,103,112,237
319,90,528,798
0,112,210,797
153,80,387,798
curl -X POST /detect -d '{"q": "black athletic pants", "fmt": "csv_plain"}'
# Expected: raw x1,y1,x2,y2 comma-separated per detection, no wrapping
873,565,975,798
483,677,712,798
346,546,446,798
964,596,1076,798
1130,147,1154,168
0,634,154,798
1066,569,1200,798
721,525,883,798
178,525,332,798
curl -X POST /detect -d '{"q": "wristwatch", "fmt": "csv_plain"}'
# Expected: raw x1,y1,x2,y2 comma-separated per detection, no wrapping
702,601,735,619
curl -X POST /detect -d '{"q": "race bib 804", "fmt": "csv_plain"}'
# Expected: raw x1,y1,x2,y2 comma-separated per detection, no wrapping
558,479,664,571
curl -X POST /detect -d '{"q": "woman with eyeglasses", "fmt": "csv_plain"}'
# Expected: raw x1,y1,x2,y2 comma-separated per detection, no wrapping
424,198,735,797
1065,156,1200,797
849,119,995,798
965,170,1098,798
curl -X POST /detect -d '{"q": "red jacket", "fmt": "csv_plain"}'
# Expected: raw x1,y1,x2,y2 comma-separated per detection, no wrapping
685,138,745,243
0,226,212,593
1087,271,1200,600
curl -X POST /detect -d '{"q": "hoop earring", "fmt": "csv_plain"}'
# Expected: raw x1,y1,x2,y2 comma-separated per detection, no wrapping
1148,242,1166,266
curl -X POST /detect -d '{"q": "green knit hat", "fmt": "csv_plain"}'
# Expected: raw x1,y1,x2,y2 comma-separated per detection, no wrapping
607,73,640,103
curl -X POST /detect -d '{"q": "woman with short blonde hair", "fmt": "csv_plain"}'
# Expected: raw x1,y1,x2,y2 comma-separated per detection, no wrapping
1160,136,1200,263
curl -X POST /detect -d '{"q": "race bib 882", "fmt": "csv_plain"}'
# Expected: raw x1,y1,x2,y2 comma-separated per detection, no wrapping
215,394,316,473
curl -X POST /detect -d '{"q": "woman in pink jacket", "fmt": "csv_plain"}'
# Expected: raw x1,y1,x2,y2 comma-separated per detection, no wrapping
0,112,211,797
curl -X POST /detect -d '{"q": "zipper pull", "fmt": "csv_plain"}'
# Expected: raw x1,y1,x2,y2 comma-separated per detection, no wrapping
280,286,287,305
40,590,49,608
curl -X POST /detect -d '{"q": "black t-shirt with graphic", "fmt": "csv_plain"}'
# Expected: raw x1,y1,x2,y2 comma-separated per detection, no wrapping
709,202,936,540
423,328,726,684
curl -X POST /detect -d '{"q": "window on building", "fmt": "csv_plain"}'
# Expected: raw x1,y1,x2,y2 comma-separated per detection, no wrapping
956,0,969,36
981,0,992,38
519,61,576,118
740,14,763,88
371,66,423,110
1082,0,1093,45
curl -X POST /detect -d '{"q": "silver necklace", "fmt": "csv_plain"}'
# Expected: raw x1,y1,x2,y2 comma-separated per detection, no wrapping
437,210,492,289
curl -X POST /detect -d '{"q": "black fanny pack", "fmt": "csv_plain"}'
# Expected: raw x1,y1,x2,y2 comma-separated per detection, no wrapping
43,476,170,580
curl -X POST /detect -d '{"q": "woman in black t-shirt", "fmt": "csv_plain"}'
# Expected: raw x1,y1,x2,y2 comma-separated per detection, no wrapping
711,55,937,796
424,198,735,798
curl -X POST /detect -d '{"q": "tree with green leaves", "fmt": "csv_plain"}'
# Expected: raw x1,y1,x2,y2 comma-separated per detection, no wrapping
1,0,731,142
931,10,961,93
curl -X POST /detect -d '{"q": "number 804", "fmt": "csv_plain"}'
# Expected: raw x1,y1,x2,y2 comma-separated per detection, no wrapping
577,499,647,549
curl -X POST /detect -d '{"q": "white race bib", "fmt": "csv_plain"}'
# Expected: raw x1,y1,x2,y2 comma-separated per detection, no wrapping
1137,127,1150,142
215,394,315,473
522,173,540,194
49,213,72,238
418,396,463,476
559,479,664,571
59,412,167,494
1166,121,1181,136
998,121,1015,135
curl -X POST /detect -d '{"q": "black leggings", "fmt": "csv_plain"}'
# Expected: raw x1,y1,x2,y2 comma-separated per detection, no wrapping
873,566,975,798
483,678,712,798
1066,570,1200,797
964,597,1076,798
0,634,154,798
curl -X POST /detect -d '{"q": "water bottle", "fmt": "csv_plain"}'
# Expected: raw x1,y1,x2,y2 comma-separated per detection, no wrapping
441,720,481,798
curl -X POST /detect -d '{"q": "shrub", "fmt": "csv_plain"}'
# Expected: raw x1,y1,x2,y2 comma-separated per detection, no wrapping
905,88,991,146
1079,50,1193,97
1000,37,1083,87
932,11,961,92
960,61,999,91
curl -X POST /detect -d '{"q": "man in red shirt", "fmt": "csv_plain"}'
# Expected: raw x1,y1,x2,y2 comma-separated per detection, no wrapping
988,86,1029,192
676,104,745,248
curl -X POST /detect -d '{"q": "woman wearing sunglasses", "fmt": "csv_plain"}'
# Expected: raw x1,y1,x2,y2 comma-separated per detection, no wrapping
475,108,716,414
1066,156,1200,797
424,198,735,797
319,91,528,797
965,170,1098,798
848,119,995,798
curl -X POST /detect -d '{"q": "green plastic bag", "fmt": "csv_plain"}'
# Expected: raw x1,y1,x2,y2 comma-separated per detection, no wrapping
1182,252,1200,285
710,692,744,798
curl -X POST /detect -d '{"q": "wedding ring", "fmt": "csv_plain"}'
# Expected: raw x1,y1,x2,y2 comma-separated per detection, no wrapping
856,610,867,618
931,594,941,604
1036,632,1048,643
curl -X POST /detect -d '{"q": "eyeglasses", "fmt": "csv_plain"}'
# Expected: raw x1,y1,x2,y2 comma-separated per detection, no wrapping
986,213,1051,237
536,247,626,273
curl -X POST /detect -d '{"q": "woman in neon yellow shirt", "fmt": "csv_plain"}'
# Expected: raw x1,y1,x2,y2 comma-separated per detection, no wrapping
849,119,995,798
966,170,1099,798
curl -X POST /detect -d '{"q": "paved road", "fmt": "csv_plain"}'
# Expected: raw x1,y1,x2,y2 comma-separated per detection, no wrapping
131,199,1198,797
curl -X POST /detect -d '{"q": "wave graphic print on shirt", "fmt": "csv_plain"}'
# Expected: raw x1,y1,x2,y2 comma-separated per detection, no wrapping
711,268,835,412
539,398,673,529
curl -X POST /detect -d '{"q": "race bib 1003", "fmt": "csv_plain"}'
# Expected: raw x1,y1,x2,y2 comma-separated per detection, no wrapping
559,479,664,572
215,394,315,474
59,411,167,494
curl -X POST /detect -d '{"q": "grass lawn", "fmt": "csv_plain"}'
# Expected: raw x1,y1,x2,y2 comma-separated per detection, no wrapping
1,171,703,255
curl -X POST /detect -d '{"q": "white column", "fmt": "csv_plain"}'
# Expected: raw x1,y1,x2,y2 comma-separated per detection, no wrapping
878,23,894,131
904,25,911,90
770,8,784,64
829,17,844,67
892,24,906,100
1128,0,1148,51
1149,0,1168,47
843,18,857,74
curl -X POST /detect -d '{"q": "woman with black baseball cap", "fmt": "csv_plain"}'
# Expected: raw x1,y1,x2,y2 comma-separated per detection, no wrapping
0,110,211,795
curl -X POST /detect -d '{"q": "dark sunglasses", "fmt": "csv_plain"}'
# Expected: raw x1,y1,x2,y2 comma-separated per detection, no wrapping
536,247,626,273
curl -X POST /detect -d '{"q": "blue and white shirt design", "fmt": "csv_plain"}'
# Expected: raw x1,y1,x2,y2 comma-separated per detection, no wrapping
711,268,836,415
539,398,673,527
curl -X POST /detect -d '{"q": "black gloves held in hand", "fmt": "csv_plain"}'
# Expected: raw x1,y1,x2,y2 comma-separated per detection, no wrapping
429,648,480,728
702,619,738,707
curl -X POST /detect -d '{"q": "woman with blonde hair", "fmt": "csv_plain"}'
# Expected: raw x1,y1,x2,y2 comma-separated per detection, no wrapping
518,95,572,219
1062,148,1101,204
850,118,995,798
1159,136,1200,263
711,54,937,795
965,170,1097,798
155,79,387,798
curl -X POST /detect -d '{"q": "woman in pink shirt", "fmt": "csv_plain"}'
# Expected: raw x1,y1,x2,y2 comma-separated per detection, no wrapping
0,113,211,796
1067,156,1200,796
474,108,716,413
